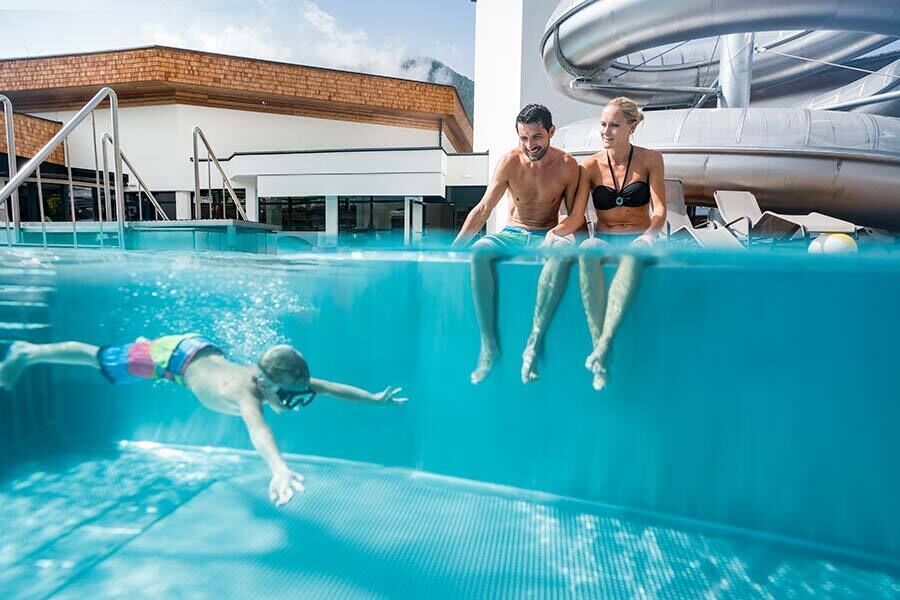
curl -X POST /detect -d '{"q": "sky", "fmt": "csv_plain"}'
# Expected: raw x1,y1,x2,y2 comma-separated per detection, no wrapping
0,0,477,79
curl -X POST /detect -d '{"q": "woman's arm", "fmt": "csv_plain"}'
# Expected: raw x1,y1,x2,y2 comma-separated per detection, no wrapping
640,150,667,243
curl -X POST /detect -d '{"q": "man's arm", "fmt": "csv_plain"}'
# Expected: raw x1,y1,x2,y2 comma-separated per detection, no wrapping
452,155,513,247
550,160,587,237
310,377,408,405
238,395,305,506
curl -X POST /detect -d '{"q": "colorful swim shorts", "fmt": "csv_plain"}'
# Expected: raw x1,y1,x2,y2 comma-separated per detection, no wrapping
97,333,220,385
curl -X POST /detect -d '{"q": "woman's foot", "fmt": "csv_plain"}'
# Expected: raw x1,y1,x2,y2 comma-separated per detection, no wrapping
0,341,34,390
470,341,499,385
521,347,539,384
585,339,610,391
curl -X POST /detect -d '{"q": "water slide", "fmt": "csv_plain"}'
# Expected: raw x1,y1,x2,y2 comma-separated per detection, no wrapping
541,0,900,228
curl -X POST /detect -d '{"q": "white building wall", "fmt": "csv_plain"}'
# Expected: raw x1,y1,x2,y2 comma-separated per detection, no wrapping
473,0,598,231
34,105,440,193
445,153,490,187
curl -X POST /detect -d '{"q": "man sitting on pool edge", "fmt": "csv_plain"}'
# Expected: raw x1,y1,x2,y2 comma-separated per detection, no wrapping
0,333,407,507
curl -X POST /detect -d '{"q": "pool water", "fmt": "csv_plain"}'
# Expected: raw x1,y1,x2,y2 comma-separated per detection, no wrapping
2,246,900,598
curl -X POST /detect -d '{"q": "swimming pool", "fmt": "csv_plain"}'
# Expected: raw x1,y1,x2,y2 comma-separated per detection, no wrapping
2,246,900,598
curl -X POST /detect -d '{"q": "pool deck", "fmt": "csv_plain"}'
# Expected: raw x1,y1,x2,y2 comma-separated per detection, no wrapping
3,443,899,600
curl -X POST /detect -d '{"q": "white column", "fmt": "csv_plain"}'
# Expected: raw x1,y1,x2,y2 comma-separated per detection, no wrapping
175,190,192,220
718,33,755,108
325,195,338,246
403,197,412,245
407,196,424,243
412,199,424,243
474,0,524,233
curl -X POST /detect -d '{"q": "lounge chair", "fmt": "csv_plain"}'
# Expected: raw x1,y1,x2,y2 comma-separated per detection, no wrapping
713,190,857,244
665,180,745,249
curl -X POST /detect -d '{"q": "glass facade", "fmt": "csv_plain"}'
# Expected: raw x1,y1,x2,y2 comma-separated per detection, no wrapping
258,189,485,241
13,180,102,222
124,191,177,221
189,189,247,220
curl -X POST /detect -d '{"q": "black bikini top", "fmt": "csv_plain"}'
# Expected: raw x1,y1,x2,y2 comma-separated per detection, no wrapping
591,145,651,211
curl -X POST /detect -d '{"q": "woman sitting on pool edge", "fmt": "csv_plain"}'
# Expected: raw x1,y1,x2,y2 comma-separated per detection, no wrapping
0,333,407,507
579,97,666,388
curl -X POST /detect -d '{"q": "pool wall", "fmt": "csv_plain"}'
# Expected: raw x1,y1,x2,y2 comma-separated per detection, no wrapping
0,221,278,254
5,248,900,565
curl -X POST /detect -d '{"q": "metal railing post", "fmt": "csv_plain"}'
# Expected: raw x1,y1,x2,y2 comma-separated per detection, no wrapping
192,130,201,219
1,95,20,244
110,93,125,248
64,139,78,249
36,165,47,248
91,111,105,248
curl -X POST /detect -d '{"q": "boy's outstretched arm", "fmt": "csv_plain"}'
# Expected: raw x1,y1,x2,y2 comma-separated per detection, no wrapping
238,395,305,506
309,378,408,405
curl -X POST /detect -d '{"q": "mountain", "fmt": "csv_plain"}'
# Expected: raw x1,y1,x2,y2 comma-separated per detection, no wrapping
400,57,474,124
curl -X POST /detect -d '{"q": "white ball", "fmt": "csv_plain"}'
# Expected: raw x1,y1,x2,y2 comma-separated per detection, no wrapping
808,233,858,255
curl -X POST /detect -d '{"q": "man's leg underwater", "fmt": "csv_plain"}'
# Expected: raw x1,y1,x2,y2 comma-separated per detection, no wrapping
522,239,573,384
0,341,101,390
469,239,502,384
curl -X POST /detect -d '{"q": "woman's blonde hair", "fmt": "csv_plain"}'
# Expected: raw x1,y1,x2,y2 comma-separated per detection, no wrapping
606,97,644,125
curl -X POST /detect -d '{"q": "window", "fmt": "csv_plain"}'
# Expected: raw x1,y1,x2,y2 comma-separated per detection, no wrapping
259,197,326,231
189,189,246,220
124,191,177,221
338,196,405,246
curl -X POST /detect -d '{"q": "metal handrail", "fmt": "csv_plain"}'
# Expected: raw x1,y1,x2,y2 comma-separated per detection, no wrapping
192,127,247,221
0,95,19,246
100,134,170,221
0,87,125,248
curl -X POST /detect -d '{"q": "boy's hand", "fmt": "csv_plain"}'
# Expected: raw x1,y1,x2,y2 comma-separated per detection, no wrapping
373,386,408,405
269,468,305,507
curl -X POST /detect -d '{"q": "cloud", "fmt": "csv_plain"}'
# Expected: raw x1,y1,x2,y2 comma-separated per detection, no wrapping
140,24,189,48
298,1,408,77
139,22,292,63
192,25,292,62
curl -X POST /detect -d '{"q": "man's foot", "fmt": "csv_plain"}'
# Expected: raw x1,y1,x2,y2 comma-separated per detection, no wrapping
521,347,539,384
470,343,499,385
0,341,34,390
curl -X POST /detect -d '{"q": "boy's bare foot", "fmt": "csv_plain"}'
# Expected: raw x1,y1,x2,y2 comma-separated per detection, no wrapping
470,342,499,385
0,341,34,390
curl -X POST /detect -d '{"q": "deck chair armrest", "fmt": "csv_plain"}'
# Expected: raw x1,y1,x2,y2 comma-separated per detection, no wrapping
723,216,750,229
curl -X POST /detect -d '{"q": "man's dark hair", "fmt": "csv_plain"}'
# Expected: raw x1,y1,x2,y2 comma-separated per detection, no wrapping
515,104,553,132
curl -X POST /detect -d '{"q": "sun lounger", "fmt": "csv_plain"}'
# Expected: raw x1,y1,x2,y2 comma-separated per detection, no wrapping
665,180,745,249
713,190,857,244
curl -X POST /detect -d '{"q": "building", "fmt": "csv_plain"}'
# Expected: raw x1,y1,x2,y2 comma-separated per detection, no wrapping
0,46,488,245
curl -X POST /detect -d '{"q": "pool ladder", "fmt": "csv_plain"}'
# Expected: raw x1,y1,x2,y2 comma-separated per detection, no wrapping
192,127,248,220
0,88,155,249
